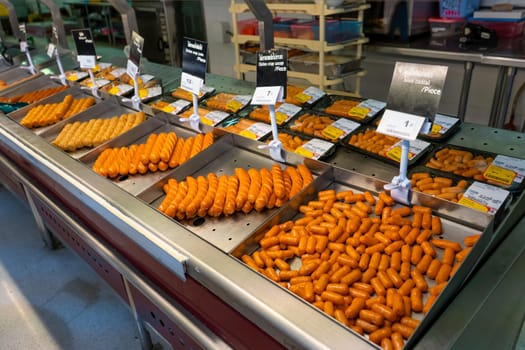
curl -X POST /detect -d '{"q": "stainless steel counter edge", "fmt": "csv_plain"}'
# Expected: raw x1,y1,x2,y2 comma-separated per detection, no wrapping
365,44,484,63
0,117,377,349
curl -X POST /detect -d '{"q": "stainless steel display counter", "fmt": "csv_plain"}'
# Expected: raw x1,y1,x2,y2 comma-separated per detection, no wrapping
0,64,524,349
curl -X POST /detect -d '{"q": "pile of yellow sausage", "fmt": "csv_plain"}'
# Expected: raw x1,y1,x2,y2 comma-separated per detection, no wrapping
241,189,480,349
92,131,214,178
158,164,313,220
52,111,146,152
0,85,68,103
20,94,96,128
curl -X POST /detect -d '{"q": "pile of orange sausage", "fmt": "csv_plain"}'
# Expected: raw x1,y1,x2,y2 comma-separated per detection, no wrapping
425,148,493,181
20,95,96,128
0,85,68,103
241,190,480,349
410,172,469,202
158,164,313,220
92,131,214,178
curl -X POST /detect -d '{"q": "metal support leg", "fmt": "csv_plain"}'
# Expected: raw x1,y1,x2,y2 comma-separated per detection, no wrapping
458,61,474,121
495,67,517,129
489,66,508,127
123,278,154,350
22,185,57,249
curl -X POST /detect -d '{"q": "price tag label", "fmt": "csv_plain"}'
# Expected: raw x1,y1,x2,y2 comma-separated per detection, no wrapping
295,92,311,104
251,86,282,106
202,110,230,126
348,106,370,120
181,37,207,95
18,23,27,52
127,31,144,79
377,109,426,141
139,86,162,100
256,48,287,101
163,99,191,114
489,155,525,186
276,103,301,121
386,62,448,125
239,122,272,140
72,29,97,69
108,84,133,96
483,165,516,186
358,99,387,118
19,41,28,53
295,138,333,160
110,68,127,79
322,118,360,140
458,181,510,215
428,113,459,135
46,43,56,58
301,86,326,104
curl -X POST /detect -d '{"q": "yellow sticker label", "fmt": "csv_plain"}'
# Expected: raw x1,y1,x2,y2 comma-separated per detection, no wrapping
161,105,176,113
108,86,119,95
458,196,489,212
139,89,148,98
295,146,314,158
276,111,288,125
201,117,213,126
67,74,78,81
227,100,243,112
348,106,370,120
386,146,415,162
322,125,344,140
483,164,516,186
431,123,443,134
295,93,311,103
240,129,258,139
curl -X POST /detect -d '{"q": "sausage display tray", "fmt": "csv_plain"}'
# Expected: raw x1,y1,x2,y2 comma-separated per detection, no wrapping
38,100,145,160
8,86,101,135
341,126,433,167
0,74,62,99
230,165,492,349
137,132,315,253
313,94,379,124
0,66,38,92
79,117,203,197
422,144,525,193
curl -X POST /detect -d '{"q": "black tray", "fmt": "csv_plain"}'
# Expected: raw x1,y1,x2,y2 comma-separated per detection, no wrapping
313,94,384,124
342,125,433,167
202,92,252,114
285,110,360,143
408,165,472,203
419,113,462,142
237,103,303,127
262,129,337,161
422,144,525,193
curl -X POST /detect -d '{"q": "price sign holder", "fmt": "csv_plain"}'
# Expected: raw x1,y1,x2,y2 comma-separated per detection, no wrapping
48,25,67,85
124,31,144,109
179,37,207,132
378,62,448,204
72,29,99,98
252,48,287,163
19,23,37,75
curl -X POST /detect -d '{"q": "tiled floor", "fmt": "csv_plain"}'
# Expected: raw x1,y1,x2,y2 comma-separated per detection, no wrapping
0,185,141,350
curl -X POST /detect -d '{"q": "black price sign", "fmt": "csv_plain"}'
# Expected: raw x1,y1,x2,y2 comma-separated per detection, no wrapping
127,31,144,78
386,62,448,123
181,37,207,94
256,48,287,99
378,62,448,141
71,29,97,69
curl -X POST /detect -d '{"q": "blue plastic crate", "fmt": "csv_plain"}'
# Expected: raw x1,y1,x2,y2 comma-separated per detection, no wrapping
440,0,481,18
339,20,362,41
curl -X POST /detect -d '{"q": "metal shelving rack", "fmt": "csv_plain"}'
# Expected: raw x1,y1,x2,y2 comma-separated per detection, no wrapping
229,0,370,96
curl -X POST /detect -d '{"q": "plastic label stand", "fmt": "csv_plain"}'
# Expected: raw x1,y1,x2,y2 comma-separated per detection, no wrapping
179,93,201,133
258,104,286,163
384,139,412,205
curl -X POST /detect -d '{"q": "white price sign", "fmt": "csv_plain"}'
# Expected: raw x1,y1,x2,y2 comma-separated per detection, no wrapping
78,55,96,69
47,43,56,58
20,41,28,53
377,109,426,141
251,86,283,106
181,71,203,95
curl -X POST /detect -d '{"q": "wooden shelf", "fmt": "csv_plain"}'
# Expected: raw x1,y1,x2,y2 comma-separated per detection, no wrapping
230,1,370,16
232,35,369,52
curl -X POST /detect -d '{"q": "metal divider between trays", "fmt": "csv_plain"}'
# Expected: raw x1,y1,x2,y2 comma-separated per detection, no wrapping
230,164,493,349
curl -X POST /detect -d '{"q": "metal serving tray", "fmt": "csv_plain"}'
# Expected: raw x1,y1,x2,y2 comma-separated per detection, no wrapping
0,66,36,92
39,100,144,160
138,132,318,252
0,74,59,98
8,86,101,135
230,165,493,349
79,117,204,196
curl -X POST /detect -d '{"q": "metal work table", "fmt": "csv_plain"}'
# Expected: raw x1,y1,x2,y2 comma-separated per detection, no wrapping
367,35,525,129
